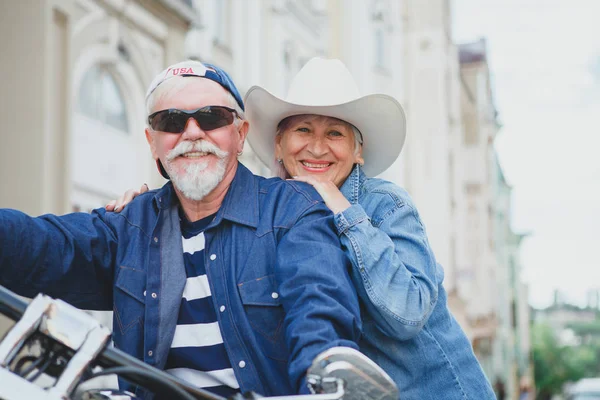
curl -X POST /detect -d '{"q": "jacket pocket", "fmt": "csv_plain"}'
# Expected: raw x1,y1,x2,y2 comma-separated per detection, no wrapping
238,275,287,361
114,266,146,336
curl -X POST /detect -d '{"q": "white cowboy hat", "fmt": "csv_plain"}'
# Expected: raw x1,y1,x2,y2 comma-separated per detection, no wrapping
244,57,406,177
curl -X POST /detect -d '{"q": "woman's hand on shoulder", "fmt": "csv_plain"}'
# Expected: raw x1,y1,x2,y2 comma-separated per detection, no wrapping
290,175,351,214
105,183,149,212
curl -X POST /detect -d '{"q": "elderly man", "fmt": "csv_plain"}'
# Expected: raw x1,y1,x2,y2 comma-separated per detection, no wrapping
0,61,361,398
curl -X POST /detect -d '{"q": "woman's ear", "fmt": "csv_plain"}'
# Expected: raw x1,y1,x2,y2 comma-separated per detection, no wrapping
274,134,283,160
354,145,364,165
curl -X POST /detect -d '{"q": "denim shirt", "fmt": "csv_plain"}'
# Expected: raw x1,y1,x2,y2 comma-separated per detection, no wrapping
0,163,361,398
334,165,495,400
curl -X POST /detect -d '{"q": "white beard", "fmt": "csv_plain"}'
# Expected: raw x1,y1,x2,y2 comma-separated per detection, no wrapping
164,141,229,201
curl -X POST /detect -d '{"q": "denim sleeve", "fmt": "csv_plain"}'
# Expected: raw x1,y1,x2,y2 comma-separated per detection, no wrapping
335,201,439,340
0,208,118,310
275,202,362,394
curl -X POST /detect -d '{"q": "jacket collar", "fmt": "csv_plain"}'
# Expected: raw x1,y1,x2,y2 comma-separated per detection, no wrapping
215,162,260,228
340,164,367,205
153,181,175,211
152,162,260,228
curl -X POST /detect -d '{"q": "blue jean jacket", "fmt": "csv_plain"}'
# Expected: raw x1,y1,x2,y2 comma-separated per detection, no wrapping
334,165,495,400
0,163,361,398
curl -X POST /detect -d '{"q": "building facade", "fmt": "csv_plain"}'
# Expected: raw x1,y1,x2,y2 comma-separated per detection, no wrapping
456,38,501,378
0,0,195,214
492,152,534,398
457,38,534,399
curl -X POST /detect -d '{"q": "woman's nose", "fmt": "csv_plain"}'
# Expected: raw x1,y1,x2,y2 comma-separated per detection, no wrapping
306,136,327,156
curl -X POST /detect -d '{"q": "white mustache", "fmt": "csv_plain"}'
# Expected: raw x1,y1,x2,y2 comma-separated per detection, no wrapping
166,140,229,161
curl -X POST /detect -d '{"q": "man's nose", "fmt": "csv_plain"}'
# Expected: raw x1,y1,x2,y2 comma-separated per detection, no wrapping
181,117,207,140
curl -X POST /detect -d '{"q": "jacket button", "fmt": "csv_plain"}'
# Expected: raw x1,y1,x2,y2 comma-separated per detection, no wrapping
153,237,158,243
148,350,153,356
143,290,146,297
152,293,158,299
219,305,226,312
238,360,246,368
271,292,279,299
210,254,217,260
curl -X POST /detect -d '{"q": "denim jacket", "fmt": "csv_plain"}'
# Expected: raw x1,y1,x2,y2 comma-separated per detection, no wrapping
0,163,361,398
334,165,495,400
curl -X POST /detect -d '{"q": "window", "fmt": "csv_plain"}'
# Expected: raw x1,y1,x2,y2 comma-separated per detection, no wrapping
375,28,385,68
511,301,517,329
77,65,129,132
463,112,479,145
372,0,388,69
215,0,232,46
282,41,295,90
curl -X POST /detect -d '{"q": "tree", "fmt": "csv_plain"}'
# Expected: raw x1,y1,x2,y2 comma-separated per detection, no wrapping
532,324,597,399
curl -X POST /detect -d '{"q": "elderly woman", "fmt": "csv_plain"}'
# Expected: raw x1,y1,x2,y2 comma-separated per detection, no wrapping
109,58,495,399
244,58,495,400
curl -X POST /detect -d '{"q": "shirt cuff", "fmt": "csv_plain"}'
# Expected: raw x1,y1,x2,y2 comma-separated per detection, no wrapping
334,204,370,235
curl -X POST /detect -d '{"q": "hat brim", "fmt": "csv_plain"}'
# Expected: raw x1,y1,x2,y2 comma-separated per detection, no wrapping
244,86,406,177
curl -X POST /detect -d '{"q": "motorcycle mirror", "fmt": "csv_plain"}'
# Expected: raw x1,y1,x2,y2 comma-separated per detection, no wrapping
306,347,398,400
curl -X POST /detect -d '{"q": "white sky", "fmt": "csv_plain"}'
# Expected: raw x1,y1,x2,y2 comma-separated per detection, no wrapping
452,0,600,308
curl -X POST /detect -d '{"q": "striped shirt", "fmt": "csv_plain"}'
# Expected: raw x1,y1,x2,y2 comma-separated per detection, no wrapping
164,213,239,397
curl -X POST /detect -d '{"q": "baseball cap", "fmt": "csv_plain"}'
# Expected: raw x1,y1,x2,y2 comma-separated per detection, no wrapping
146,60,245,111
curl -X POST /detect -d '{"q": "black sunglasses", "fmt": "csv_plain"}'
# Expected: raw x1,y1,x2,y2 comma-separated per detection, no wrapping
147,106,239,133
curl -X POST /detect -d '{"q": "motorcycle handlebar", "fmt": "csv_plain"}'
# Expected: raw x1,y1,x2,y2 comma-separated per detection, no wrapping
0,286,395,400
0,285,226,400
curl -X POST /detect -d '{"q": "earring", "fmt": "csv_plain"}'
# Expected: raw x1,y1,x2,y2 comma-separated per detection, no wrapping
277,158,283,164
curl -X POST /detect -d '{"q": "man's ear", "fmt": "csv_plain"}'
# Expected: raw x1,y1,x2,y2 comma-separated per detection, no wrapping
236,120,250,153
145,128,159,160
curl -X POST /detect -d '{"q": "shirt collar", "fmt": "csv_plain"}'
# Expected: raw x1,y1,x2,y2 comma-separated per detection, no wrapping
340,164,366,205
153,162,260,228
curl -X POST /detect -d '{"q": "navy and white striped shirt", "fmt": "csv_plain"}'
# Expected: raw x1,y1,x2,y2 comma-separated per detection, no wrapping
164,213,239,397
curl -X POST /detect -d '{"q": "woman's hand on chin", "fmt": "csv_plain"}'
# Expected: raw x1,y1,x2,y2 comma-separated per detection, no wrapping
290,175,351,214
